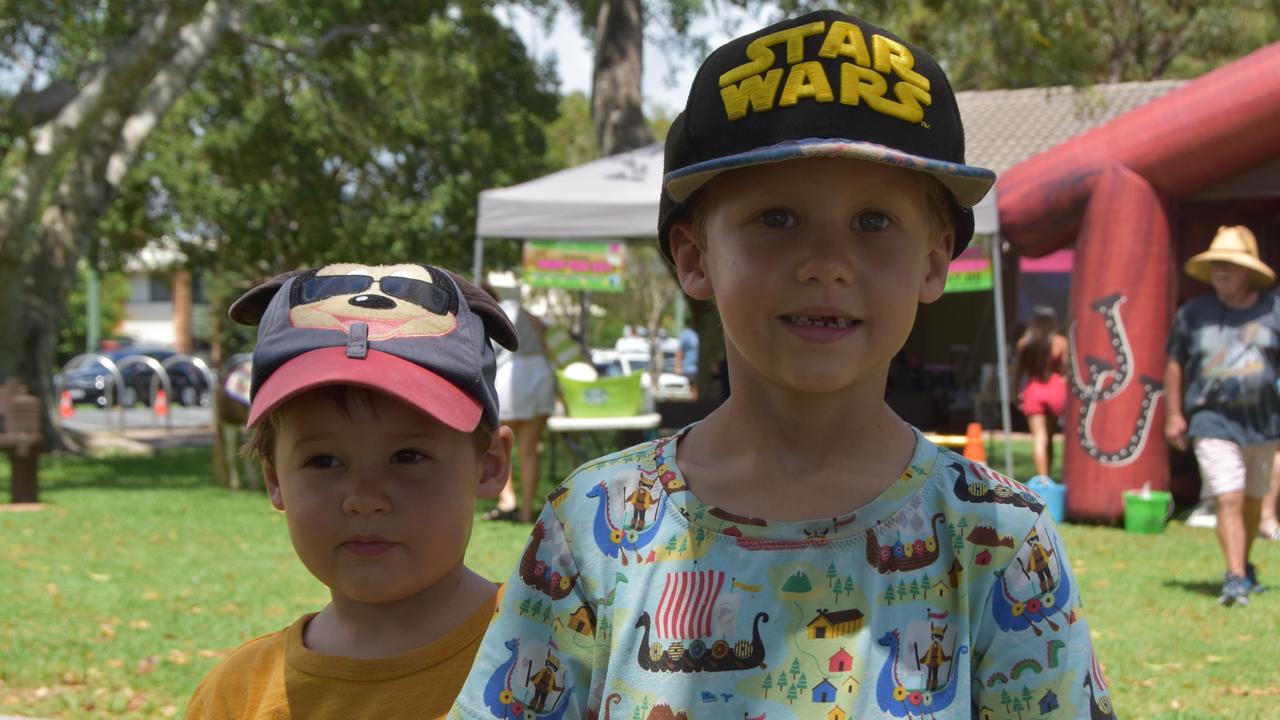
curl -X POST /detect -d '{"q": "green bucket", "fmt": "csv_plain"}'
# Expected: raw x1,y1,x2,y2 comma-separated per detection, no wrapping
1122,490,1173,534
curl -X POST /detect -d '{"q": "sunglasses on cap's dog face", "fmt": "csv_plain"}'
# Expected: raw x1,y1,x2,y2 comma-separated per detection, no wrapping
296,272,457,315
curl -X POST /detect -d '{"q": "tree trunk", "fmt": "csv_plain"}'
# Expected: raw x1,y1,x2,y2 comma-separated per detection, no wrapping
591,0,654,156
0,0,238,451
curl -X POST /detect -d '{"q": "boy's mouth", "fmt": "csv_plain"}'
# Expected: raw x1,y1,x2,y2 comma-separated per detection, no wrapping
342,534,397,556
781,314,859,329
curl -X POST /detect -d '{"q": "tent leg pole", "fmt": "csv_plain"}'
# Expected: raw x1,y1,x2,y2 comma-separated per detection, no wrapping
991,234,1015,478
472,237,486,284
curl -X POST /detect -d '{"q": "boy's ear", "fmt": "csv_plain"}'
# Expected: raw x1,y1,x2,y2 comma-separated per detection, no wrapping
919,230,955,304
264,461,286,511
476,426,514,500
669,220,714,301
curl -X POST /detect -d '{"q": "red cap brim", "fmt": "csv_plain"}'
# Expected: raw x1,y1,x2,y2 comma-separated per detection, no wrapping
246,347,481,432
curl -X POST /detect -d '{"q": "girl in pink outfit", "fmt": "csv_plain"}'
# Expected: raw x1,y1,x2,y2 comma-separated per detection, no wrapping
1014,306,1069,477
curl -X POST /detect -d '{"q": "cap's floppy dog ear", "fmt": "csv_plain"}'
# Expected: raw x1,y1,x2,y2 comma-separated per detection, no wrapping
229,270,304,326
442,270,519,352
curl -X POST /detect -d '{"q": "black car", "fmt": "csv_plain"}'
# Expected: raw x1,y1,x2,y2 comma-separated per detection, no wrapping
59,348,211,408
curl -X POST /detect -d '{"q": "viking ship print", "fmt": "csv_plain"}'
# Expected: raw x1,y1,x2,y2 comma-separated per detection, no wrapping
1084,652,1116,719
587,481,667,563
520,520,579,600
480,638,578,720
990,529,1073,636
950,461,1045,513
866,513,947,573
633,570,769,673
875,629,969,717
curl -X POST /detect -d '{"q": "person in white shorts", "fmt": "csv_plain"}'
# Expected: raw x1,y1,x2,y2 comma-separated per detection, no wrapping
1165,225,1280,606
487,285,558,523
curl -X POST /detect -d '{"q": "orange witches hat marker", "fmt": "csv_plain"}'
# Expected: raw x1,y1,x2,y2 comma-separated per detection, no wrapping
154,388,169,417
59,390,74,418
963,421,986,464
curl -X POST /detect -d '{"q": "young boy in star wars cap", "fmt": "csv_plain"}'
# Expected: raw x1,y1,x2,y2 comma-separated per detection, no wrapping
187,263,517,720
451,11,1114,720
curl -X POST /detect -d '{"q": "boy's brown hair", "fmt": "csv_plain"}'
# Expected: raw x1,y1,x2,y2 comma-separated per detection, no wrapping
242,386,494,464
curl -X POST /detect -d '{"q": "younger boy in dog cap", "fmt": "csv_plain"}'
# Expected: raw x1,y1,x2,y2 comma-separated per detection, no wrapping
187,262,516,719
451,10,1114,720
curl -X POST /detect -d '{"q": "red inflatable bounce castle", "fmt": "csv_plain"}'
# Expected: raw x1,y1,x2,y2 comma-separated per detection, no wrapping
997,43,1280,520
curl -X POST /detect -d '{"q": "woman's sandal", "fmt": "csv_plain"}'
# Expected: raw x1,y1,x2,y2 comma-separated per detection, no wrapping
483,506,520,522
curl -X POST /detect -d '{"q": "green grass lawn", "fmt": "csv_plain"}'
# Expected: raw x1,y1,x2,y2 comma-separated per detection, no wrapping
2,437,1279,719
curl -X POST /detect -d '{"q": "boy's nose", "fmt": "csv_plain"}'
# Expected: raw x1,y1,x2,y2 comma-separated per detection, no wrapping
342,473,392,515
794,236,854,286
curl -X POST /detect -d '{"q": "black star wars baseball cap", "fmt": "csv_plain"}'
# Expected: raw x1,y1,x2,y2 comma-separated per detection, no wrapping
228,263,517,431
658,9,995,260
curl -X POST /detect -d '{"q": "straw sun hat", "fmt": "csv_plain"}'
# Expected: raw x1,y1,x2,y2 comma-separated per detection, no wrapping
1185,225,1276,289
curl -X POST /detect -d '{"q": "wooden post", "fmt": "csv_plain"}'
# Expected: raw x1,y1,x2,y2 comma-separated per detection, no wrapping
173,269,193,354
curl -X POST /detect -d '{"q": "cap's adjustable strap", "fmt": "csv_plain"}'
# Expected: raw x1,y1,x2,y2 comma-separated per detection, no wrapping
347,322,369,359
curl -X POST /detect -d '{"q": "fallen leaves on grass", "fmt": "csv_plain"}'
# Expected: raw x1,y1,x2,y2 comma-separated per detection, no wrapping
136,656,158,675
1226,686,1280,696
130,618,152,630
141,588,162,601
89,572,111,582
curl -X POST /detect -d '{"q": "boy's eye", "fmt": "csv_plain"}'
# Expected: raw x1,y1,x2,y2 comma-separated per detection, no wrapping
759,209,796,228
391,449,428,464
303,455,342,470
855,211,891,232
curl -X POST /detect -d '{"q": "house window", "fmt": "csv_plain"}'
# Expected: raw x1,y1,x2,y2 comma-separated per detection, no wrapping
193,274,210,304
815,627,826,639
149,275,172,302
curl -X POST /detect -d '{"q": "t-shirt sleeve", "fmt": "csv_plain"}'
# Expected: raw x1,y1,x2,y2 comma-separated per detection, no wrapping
1166,306,1189,366
449,501,596,720
970,516,1118,719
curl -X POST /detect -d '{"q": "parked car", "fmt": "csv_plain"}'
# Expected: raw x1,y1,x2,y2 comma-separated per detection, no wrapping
590,348,693,401
59,348,211,408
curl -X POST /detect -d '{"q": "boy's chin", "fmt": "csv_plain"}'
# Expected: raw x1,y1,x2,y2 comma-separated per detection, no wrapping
776,366,884,395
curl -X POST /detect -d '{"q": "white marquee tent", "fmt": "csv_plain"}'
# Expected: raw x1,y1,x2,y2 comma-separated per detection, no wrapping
471,143,999,275
471,143,1014,475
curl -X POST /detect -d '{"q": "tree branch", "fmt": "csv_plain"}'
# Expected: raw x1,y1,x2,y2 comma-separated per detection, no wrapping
242,22,384,60
0,0,207,264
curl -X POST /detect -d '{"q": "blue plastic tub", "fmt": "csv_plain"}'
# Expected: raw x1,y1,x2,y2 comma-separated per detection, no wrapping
1027,475,1066,524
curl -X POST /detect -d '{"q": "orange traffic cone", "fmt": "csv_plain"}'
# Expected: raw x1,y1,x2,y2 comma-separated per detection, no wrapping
59,390,74,418
963,421,986,464
154,388,169,417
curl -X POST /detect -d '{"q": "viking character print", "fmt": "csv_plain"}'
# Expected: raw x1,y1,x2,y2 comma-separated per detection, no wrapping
1021,526,1056,594
915,623,952,691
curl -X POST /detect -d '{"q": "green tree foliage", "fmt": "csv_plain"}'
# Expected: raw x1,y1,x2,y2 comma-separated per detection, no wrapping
2,1,561,441
808,0,1280,90
116,4,559,294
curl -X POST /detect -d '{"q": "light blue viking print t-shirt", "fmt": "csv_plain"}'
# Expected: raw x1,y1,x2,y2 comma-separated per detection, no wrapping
450,429,1114,720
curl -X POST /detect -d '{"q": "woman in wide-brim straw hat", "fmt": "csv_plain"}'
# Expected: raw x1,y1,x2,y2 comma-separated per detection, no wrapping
1185,225,1276,289
1167,223,1280,607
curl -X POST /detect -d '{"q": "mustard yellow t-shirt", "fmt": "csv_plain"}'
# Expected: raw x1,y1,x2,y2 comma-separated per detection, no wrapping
187,591,497,719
